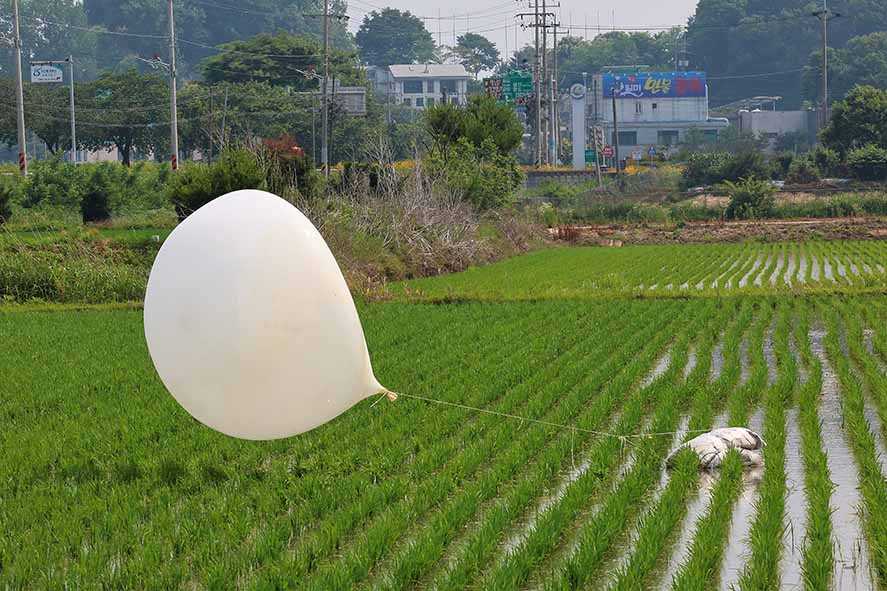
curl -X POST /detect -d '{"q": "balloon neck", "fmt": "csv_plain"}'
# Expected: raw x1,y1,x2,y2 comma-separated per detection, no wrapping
382,389,398,402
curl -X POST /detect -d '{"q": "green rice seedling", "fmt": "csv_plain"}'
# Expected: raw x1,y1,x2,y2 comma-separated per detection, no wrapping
292,304,691,591
470,306,710,591
737,302,795,590
822,303,887,586
791,301,834,591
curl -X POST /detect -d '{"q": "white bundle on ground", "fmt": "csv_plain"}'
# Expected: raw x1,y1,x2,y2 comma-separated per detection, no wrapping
666,427,765,470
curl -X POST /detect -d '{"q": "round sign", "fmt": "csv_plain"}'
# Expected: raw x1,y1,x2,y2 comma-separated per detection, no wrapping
569,83,586,100
602,145,614,158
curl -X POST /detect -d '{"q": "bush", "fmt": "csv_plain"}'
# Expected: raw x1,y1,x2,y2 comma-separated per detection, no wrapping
168,148,266,220
720,150,770,182
23,158,88,208
773,152,795,179
0,177,19,224
846,144,887,181
80,165,117,223
786,157,821,184
811,146,842,178
681,152,730,188
723,177,777,220
426,137,523,210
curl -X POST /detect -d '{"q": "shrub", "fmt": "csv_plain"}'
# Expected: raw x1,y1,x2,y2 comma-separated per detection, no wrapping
168,148,266,220
426,137,523,210
846,144,887,181
80,165,117,223
723,177,777,220
773,152,795,179
681,152,730,188
810,146,842,178
0,177,19,224
22,158,88,208
786,157,821,184
720,150,769,183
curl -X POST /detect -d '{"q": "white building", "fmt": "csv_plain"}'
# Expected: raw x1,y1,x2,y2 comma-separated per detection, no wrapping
367,64,471,108
738,109,818,151
588,71,729,157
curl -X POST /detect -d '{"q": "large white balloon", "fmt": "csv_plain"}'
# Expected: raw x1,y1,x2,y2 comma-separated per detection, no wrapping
144,189,388,440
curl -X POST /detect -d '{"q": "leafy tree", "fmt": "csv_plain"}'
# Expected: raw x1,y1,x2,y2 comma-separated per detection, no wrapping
0,0,99,79
82,0,352,76
79,69,169,165
423,96,522,162
201,33,362,88
723,177,777,220
804,32,887,104
355,9,435,67
820,85,887,155
846,144,887,181
168,148,266,220
454,33,499,78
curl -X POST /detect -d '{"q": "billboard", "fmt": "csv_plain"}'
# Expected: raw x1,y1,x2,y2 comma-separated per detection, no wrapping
31,63,64,83
602,72,706,99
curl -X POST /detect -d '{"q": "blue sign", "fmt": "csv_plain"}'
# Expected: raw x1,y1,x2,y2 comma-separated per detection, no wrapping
603,72,706,99
648,146,657,156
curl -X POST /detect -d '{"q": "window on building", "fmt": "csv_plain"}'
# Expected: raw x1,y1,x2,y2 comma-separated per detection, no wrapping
403,97,411,106
402,80,423,94
614,131,638,146
415,97,424,107
426,81,435,93
658,130,679,145
426,97,435,106
440,79,457,94
703,129,719,143
652,103,658,111
635,102,643,114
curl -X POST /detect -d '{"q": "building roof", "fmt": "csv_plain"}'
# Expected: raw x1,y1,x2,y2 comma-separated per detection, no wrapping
388,64,470,79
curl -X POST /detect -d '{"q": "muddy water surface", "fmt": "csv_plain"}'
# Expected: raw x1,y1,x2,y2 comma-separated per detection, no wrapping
809,328,876,590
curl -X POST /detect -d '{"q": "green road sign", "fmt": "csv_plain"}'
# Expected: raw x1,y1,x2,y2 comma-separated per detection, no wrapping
585,149,597,163
500,70,533,102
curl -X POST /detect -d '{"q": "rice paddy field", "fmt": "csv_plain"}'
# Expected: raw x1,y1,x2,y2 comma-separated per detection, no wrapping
2,240,887,590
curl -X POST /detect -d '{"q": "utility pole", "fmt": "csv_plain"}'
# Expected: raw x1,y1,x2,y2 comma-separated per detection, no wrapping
551,25,568,166
813,2,839,128
13,0,27,175
541,0,547,165
612,87,622,189
322,0,330,177
534,0,541,167
67,55,76,163
168,0,179,170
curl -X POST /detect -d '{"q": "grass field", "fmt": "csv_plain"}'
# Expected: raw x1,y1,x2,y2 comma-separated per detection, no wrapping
2,242,886,590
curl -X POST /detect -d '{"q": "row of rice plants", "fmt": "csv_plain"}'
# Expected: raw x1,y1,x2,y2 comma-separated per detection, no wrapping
840,299,887,443
736,301,795,590
250,302,621,587
667,301,772,590
822,302,887,587
239,302,593,587
424,309,717,591
374,303,711,591
293,302,690,590
357,300,681,590
471,301,718,591
539,301,757,590
0,303,580,586
594,302,730,590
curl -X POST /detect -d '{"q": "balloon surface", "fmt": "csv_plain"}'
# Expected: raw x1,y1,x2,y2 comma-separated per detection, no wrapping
144,189,386,440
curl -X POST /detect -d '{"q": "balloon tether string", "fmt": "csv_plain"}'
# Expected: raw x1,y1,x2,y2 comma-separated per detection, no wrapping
382,391,711,441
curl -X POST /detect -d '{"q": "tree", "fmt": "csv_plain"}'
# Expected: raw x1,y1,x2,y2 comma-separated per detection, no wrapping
356,9,435,67
454,33,499,78
201,33,362,89
0,0,99,80
82,0,353,77
423,95,522,162
821,85,887,155
804,32,887,104
79,69,169,165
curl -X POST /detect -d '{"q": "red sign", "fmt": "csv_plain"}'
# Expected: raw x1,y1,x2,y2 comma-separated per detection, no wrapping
602,145,614,158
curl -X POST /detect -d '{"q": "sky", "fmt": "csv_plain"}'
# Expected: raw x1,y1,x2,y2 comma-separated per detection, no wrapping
346,0,700,58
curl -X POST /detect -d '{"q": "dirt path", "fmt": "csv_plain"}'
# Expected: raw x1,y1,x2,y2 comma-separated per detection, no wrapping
558,217,887,245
